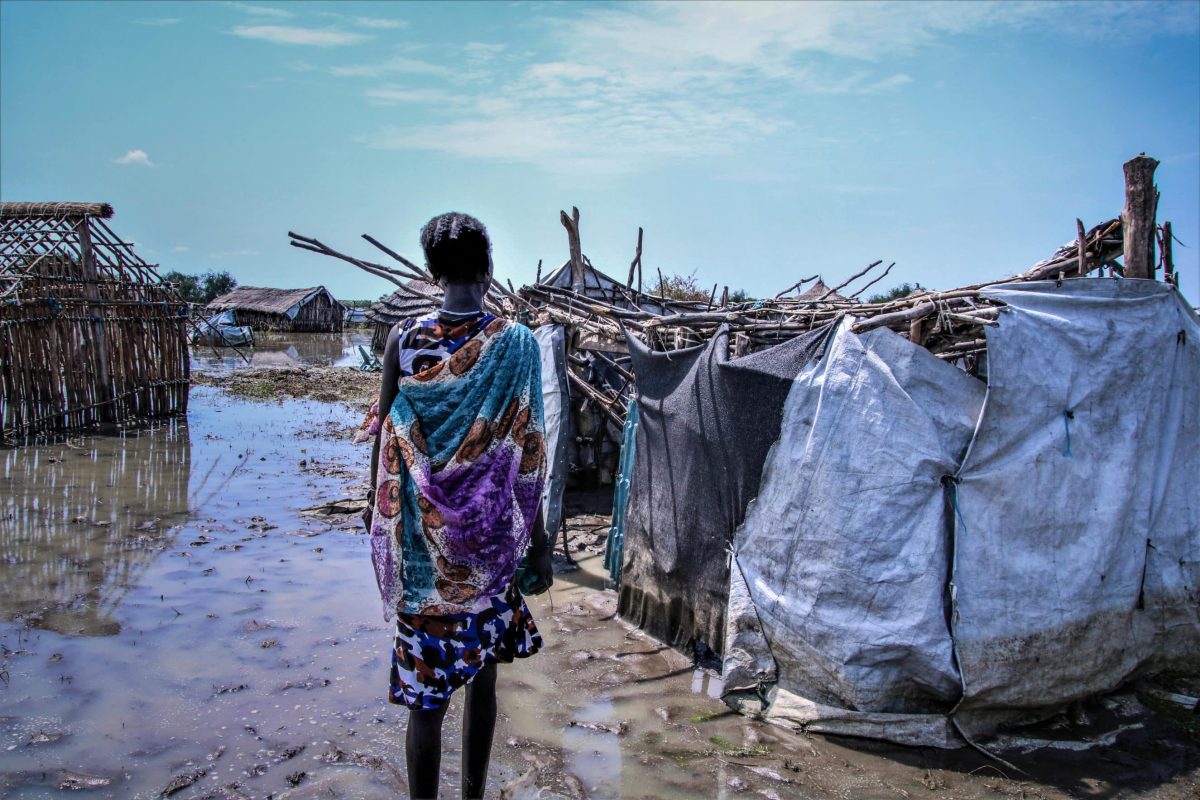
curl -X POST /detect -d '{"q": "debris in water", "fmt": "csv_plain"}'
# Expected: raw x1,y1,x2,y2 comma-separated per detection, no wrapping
568,719,628,736
278,744,305,761
27,730,67,746
56,770,112,790
286,770,307,787
161,767,206,796
301,498,368,516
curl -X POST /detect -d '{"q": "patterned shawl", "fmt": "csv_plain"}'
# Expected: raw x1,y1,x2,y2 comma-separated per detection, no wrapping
371,317,546,618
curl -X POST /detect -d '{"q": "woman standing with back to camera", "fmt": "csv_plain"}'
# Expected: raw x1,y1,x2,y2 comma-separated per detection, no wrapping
366,212,553,799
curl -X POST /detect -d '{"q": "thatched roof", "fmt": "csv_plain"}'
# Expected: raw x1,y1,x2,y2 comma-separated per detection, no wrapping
366,279,443,326
0,202,114,220
208,285,335,316
796,278,852,304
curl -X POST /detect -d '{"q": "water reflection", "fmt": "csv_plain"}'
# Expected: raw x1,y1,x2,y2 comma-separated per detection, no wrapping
0,422,191,636
189,330,374,374
691,668,725,699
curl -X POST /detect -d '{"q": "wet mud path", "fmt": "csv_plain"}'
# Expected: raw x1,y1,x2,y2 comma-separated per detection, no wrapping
2,362,1197,798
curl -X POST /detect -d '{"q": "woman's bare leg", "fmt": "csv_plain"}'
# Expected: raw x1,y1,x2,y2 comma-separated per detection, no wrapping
407,704,448,799
461,662,498,800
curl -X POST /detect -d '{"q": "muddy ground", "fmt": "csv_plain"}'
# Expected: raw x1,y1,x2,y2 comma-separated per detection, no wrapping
1,353,1197,799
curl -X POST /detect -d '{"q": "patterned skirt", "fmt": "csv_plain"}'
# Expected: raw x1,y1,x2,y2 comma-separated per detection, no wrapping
388,583,542,710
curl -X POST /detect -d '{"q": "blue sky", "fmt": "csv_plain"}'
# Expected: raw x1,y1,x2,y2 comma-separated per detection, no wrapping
2,0,1198,303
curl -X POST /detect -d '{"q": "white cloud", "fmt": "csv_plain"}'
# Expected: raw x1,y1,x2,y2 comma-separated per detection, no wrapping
330,55,452,78
354,0,1196,175
231,25,369,47
287,60,317,72
463,42,506,62
354,17,407,30
173,245,190,253
365,86,459,105
133,18,181,27
113,149,155,167
227,2,292,18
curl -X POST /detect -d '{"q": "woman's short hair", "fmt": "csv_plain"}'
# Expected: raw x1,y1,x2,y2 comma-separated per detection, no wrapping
420,212,492,285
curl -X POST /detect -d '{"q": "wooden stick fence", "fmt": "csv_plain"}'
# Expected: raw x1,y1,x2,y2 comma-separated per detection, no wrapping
1,203,189,442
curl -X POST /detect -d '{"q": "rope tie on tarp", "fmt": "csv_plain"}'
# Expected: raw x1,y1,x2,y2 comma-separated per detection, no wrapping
1062,409,1074,458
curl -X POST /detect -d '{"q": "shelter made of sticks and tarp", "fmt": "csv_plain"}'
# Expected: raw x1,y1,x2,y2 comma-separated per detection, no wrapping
608,278,1200,748
594,155,1198,748
0,202,190,440
207,285,343,333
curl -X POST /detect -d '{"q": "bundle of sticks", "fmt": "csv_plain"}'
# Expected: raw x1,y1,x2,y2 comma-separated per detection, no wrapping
518,217,1125,364
289,215,1129,429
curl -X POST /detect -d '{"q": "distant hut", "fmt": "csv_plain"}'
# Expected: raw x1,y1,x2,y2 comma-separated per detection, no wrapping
365,279,442,351
206,286,343,333
796,277,855,304
0,202,190,439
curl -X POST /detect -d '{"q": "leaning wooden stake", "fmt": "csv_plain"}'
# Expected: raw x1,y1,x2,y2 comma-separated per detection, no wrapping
560,207,584,292
626,227,643,292
1122,154,1159,279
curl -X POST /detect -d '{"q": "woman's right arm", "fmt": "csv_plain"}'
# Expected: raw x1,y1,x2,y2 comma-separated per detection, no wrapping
369,324,404,490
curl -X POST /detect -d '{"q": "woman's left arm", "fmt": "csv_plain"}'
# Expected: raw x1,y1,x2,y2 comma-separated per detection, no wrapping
369,325,403,491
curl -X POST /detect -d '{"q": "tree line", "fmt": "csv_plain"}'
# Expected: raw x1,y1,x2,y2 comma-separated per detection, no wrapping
161,270,237,304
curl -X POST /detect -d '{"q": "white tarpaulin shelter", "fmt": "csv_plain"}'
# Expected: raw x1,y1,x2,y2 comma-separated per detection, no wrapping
534,324,571,543
723,279,1200,747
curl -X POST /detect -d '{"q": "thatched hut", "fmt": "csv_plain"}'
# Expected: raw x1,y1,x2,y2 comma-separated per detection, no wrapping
365,279,442,350
796,278,854,304
0,202,190,440
206,285,343,333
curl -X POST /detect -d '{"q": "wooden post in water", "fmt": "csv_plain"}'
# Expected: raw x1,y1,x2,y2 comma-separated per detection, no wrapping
1121,154,1159,279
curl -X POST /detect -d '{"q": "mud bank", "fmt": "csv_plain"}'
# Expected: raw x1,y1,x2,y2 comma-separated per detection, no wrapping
1,384,1197,799
192,367,380,410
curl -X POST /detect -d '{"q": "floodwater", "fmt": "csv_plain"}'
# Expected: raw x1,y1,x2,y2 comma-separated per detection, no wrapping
2,341,1197,799
0,388,795,799
189,330,375,375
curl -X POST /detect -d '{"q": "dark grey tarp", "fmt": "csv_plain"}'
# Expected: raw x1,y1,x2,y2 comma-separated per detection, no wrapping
533,325,571,541
618,323,833,655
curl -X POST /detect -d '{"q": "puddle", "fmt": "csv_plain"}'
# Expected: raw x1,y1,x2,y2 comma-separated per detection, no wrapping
190,329,375,375
1,375,1195,799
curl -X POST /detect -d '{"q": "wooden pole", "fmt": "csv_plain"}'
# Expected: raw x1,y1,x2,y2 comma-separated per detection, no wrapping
626,227,643,292
560,207,584,293
1076,218,1089,277
1121,154,1159,280
1162,221,1174,285
77,215,114,423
